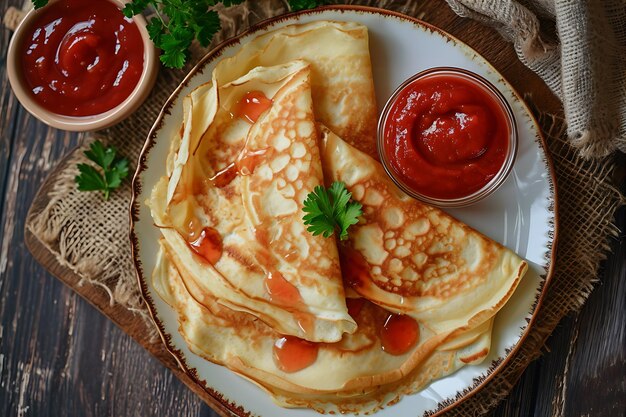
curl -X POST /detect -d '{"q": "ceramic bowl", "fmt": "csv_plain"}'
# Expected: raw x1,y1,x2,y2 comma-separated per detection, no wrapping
6,0,158,131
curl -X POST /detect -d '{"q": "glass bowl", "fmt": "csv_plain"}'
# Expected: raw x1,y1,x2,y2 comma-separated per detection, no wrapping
377,67,518,208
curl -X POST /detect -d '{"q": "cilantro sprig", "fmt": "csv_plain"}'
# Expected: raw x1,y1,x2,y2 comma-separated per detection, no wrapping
302,181,362,241
33,1,329,68
122,0,247,69
75,141,129,201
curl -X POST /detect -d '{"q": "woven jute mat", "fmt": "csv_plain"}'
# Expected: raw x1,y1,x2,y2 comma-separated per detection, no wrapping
12,0,624,415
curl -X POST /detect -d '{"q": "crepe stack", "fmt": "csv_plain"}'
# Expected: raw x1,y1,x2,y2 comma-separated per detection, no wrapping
148,20,527,413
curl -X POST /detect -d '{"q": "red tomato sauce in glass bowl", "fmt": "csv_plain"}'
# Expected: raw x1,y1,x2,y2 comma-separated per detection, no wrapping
378,67,517,207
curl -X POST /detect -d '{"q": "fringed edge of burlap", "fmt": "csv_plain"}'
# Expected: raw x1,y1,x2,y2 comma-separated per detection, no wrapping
25,145,157,337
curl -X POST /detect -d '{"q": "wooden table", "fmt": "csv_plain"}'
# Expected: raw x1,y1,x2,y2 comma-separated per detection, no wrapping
1,1,624,416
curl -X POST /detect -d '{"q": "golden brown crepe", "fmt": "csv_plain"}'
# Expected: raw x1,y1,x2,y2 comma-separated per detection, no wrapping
318,126,527,336
213,20,379,158
147,20,527,414
153,241,493,413
150,123,519,413
150,61,356,343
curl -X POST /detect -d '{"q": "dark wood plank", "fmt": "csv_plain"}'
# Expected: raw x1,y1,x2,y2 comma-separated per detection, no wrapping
21,191,225,417
0,0,23,230
560,164,625,417
0,100,211,416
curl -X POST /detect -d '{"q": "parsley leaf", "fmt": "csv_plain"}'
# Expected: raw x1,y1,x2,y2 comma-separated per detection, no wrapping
194,10,221,47
146,17,165,46
122,0,151,17
287,0,329,11
75,141,129,200
32,0,48,9
158,28,193,68
122,0,246,69
302,181,363,241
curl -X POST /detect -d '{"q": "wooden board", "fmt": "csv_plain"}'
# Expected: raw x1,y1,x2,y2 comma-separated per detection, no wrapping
3,1,623,416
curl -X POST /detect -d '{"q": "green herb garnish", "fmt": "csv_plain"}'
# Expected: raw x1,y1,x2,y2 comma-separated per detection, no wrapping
75,141,129,200
122,0,247,69
32,0,48,8
302,181,362,241
122,0,327,68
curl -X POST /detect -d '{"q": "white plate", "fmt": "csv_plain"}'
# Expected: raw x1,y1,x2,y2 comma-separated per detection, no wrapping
130,6,557,416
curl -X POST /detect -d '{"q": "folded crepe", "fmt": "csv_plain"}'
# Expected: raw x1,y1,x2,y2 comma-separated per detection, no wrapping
153,241,493,413
151,124,518,413
213,20,379,158
149,61,356,343
147,20,526,413
318,126,527,336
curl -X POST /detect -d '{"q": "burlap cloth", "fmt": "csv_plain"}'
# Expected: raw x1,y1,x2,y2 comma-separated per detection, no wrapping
447,0,626,158
5,0,624,415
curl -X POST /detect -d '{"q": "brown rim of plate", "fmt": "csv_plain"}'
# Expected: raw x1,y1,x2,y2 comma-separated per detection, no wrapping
129,5,559,417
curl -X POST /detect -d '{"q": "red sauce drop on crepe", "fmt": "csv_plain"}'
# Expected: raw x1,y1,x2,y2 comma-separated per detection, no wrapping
265,271,301,306
380,314,420,355
185,218,202,239
252,195,314,336
234,90,273,123
273,336,319,373
210,162,237,188
346,298,365,318
339,247,371,289
295,313,314,335
236,149,267,175
209,149,267,188
264,271,313,334
188,227,223,265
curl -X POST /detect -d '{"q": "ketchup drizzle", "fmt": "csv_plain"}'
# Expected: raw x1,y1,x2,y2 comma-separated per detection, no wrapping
346,298,365,319
188,226,223,265
264,271,313,335
339,247,371,289
233,91,273,123
380,313,420,355
273,336,319,373
209,149,267,188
